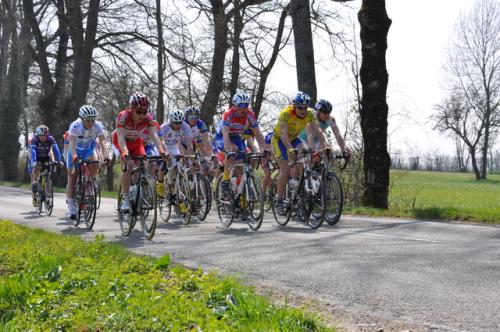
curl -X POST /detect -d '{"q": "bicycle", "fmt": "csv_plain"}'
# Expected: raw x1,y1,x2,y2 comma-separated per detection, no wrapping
271,149,326,229
118,155,162,240
33,161,59,216
263,160,279,212
214,152,265,231
186,154,212,221
73,158,100,229
313,149,349,225
157,155,194,225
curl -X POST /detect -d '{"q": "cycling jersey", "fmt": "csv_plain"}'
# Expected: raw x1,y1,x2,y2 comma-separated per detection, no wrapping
140,120,161,145
273,105,315,140
115,109,155,142
68,118,105,151
159,122,193,156
222,106,258,136
30,135,62,162
298,112,336,143
186,119,208,144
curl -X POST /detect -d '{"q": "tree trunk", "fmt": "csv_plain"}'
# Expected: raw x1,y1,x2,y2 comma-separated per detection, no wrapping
290,0,317,103
156,0,165,124
200,0,228,127
358,0,392,208
470,148,481,180
228,0,242,100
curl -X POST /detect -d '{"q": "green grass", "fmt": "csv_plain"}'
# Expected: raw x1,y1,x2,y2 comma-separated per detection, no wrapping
0,221,331,331
345,170,500,223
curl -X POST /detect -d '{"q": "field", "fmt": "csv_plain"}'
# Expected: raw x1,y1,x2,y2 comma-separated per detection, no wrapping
346,171,500,223
0,221,331,331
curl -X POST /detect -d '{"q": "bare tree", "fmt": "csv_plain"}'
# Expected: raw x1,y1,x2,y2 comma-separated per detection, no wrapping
444,0,500,179
358,0,392,208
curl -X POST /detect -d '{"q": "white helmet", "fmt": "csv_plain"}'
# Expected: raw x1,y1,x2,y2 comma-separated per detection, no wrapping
232,92,251,105
169,109,185,123
79,105,98,119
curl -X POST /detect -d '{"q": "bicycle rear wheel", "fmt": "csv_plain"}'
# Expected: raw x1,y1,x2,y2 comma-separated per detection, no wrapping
215,174,235,228
175,174,192,225
75,179,84,226
84,177,97,230
44,178,54,216
96,181,101,210
264,175,277,212
194,174,211,221
272,180,293,226
245,174,264,231
307,174,326,229
324,172,344,225
36,179,43,215
139,177,157,240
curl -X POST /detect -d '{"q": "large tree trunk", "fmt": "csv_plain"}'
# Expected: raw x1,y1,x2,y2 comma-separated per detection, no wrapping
290,0,317,103
200,0,228,127
358,0,392,208
470,148,481,180
156,0,165,124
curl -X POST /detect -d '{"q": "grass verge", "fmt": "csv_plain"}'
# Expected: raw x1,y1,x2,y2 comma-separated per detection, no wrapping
0,220,331,331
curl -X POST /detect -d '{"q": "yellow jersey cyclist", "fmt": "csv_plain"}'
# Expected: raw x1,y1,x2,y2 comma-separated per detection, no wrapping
272,91,328,215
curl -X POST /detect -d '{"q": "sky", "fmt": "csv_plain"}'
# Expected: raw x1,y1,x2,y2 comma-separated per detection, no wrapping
267,0,477,158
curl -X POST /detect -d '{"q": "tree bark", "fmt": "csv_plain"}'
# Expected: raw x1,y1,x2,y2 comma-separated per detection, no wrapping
290,0,317,103
156,0,165,124
227,0,243,100
358,0,392,208
200,0,228,127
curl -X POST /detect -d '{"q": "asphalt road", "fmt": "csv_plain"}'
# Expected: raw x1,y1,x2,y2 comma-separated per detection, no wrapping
1,185,499,332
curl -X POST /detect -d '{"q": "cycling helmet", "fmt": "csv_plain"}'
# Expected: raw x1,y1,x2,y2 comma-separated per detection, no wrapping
35,125,49,136
79,105,98,119
169,109,185,123
232,92,251,105
315,99,332,114
292,91,311,106
129,91,150,109
185,106,200,118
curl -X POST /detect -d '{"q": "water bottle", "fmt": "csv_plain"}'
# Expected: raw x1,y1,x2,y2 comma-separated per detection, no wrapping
288,179,299,196
130,185,137,202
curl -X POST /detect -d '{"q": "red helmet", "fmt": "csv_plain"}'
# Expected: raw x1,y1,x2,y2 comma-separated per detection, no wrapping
129,92,150,109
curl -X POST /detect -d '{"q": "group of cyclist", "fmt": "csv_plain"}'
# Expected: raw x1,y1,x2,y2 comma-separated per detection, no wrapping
28,89,350,221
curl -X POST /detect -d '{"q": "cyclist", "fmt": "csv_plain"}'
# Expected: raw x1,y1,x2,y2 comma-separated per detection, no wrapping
29,125,63,205
298,99,350,156
272,91,328,215
66,105,108,219
114,92,166,212
156,109,194,200
140,106,162,176
183,106,213,158
217,92,267,198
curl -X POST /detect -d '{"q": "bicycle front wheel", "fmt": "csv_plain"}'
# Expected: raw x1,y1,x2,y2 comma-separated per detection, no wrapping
44,178,54,216
323,172,344,225
118,186,133,237
96,181,102,210
139,177,157,240
215,174,235,228
36,180,43,215
306,174,326,229
83,177,97,230
193,174,211,221
245,174,264,231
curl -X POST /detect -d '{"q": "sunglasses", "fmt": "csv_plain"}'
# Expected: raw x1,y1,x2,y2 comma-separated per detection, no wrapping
135,109,148,115
187,115,198,121
83,118,96,122
237,103,249,108
296,105,308,111
171,121,182,125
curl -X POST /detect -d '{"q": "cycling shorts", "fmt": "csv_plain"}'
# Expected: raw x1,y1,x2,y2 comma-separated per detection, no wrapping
66,148,96,169
271,136,305,161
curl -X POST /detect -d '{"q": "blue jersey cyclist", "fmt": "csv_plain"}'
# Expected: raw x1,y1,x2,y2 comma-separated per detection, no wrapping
184,106,213,158
65,105,108,219
218,92,267,197
29,125,63,205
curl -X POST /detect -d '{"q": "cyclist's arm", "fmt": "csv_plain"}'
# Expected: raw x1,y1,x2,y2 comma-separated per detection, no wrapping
201,132,213,157
330,122,347,153
251,126,266,151
279,121,293,150
98,134,107,159
51,142,62,161
222,126,232,150
30,141,37,162
305,124,315,149
116,127,129,156
310,122,327,149
68,135,78,161
148,125,165,154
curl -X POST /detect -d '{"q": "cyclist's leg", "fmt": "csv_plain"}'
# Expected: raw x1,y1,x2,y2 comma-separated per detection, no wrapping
66,151,79,217
289,138,307,179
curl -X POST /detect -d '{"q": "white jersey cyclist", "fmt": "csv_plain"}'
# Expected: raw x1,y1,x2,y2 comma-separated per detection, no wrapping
159,119,193,156
68,118,105,151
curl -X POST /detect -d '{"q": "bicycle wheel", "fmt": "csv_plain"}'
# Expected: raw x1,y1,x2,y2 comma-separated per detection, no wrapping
215,174,235,228
245,174,264,231
194,174,211,221
36,179,43,215
44,177,54,216
175,174,192,225
83,177,97,230
158,180,172,223
323,172,344,225
75,178,84,226
118,186,133,236
272,180,293,226
306,174,326,229
139,176,157,240
96,181,101,210
263,175,277,212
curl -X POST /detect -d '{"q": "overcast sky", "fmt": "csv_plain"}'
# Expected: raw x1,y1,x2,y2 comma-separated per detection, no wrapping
268,0,478,157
